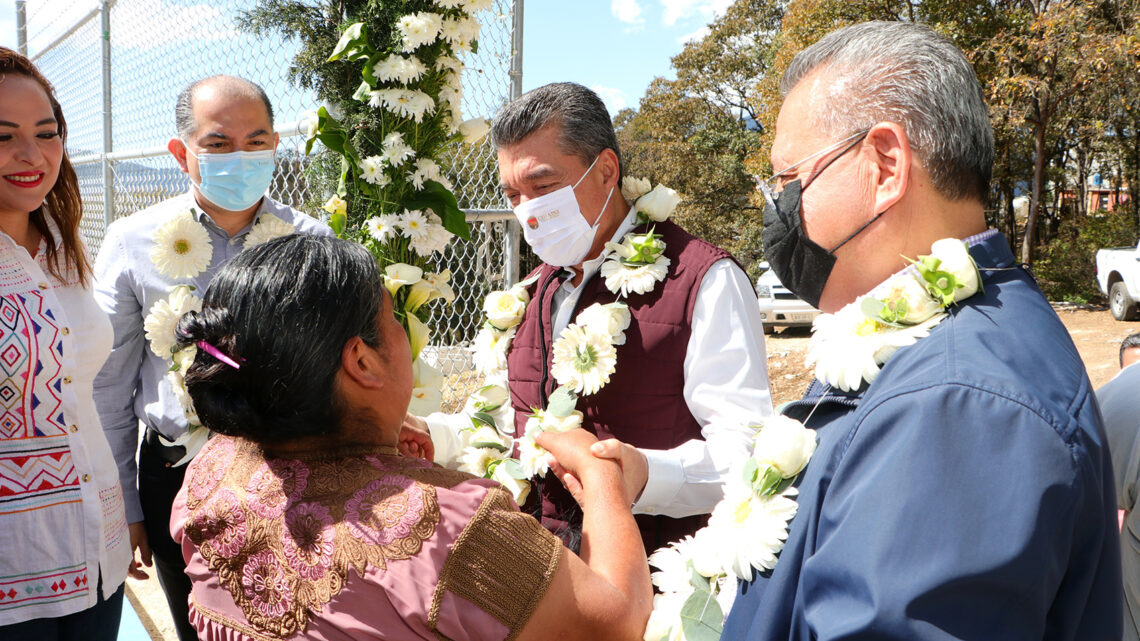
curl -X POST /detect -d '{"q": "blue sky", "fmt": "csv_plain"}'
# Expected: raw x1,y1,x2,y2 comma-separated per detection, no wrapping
0,0,729,117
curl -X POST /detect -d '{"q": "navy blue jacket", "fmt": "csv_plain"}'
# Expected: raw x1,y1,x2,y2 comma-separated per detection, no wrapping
724,232,1121,640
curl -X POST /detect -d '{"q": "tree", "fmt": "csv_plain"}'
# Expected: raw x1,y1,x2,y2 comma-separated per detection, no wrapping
616,0,782,275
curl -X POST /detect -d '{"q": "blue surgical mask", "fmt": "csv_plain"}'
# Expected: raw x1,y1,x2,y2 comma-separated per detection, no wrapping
185,145,276,212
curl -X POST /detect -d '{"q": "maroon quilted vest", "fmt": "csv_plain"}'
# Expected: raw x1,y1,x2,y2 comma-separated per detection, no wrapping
506,220,735,553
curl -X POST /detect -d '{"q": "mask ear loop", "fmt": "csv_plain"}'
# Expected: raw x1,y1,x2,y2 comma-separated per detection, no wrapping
571,153,614,231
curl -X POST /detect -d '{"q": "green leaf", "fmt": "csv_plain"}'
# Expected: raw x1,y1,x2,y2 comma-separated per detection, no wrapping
405,180,471,240
362,54,381,88
470,439,510,453
546,385,579,418
751,463,783,496
497,458,529,479
680,576,723,641
327,23,372,62
471,411,497,429
329,211,346,237
741,457,759,485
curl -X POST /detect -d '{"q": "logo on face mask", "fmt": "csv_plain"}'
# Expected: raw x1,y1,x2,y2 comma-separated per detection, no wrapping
527,216,539,230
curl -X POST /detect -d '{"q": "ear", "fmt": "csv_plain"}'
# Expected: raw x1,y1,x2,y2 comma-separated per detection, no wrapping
340,336,385,391
168,138,189,173
272,132,281,154
599,147,621,191
865,122,911,214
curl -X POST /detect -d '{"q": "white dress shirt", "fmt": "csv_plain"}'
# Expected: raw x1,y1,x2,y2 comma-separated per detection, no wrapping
428,212,773,517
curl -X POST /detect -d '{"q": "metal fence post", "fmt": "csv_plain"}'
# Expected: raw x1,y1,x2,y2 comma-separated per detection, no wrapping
100,0,113,231
503,0,524,285
15,1,27,55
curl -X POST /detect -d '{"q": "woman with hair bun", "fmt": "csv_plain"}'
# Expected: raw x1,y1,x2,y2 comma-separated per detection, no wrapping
171,234,651,641
0,47,131,639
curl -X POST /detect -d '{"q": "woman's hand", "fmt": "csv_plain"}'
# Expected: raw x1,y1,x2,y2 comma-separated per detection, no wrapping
537,429,626,507
398,413,434,460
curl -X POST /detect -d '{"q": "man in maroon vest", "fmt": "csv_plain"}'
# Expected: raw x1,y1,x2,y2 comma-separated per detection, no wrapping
418,82,772,553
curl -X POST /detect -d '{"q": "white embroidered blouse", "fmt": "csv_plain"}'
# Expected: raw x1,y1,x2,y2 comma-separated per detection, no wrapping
0,226,130,625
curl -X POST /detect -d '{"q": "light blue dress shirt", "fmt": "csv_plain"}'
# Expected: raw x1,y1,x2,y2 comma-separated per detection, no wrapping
92,192,332,522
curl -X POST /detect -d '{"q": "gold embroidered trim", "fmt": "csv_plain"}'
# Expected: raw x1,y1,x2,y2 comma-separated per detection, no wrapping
428,487,562,640
191,597,278,641
184,437,448,639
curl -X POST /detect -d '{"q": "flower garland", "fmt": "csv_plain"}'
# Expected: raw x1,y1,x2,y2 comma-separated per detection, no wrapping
807,238,982,392
144,209,295,465
643,237,984,640
446,178,680,504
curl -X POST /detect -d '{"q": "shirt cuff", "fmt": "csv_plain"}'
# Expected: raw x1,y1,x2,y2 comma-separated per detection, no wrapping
633,448,685,514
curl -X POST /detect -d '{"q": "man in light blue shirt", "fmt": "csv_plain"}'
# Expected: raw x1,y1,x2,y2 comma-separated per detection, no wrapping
93,75,331,641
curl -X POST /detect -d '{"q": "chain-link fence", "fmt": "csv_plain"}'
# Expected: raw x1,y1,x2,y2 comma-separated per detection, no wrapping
17,0,522,408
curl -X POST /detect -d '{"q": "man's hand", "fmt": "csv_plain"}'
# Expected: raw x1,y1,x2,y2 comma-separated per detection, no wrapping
589,438,648,505
399,413,435,461
127,521,152,580
537,429,624,506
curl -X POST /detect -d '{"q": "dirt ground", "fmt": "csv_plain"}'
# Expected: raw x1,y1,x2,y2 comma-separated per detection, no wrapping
763,304,1140,407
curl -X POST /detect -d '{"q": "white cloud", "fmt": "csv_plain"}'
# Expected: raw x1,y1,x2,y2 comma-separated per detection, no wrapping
111,3,236,50
612,0,644,25
591,85,628,115
679,25,710,44
660,0,733,27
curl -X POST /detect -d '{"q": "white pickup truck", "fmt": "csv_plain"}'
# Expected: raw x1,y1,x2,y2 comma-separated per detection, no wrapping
1097,241,1140,321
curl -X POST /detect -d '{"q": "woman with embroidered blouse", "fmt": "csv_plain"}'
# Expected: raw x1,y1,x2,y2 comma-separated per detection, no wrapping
0,49,132,639
170,234,651,640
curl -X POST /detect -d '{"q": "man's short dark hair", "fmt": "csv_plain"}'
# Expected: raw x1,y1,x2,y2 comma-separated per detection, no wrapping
175,75,274,139
490,82,622,178
1121,333,1140,368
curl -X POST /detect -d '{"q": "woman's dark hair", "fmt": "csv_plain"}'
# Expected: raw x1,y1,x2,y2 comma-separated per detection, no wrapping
0,47,90,286
174,234,385,443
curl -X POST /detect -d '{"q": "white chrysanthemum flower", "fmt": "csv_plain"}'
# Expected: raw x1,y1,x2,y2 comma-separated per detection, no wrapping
806,295,945,392
397,209,431,240
472,326,514,375
397,12,443,51
705,481,800,582
536,408,584,433
575,302,631,346
439,16,466,44
372,54,427,84
242,214,295,251
413,158,443,183
517,425,551,478
869,272,943,325
381,144,415,168
435,55,465,73
648,535,700,593
443,70,463,93
410,224,453,256
643,591,690,641
621,176,652,203
600,254,670,297
458,443,509,477
405,90,436,123
635,185,681,222
367,90,386,109
143,286,202,359
150,212,213,279
435,0,464,8
551,325,617,395
365,214,399,243
382,131,406,148
458,16,481,41
463,0,494,11
359,156,387,185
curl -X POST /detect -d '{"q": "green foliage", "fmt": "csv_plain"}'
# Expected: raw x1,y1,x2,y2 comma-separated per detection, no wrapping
1035,210,1138,303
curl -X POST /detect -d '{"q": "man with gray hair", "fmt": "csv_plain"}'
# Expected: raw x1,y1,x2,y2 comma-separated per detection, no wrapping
412,82,773,552
93,75,330,640
724,21,1119,639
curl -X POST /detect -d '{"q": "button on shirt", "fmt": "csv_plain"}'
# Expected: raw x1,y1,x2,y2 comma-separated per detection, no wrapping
93,193,333,523
0,229,130,625
428,212,773,517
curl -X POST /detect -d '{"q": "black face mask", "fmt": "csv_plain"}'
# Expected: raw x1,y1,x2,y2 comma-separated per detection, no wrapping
760,179,885,309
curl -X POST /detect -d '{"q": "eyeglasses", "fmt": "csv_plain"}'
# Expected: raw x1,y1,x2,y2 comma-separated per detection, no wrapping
759,128,871,205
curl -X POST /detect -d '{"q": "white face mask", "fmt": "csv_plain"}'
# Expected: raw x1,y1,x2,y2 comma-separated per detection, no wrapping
512,155,616,267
